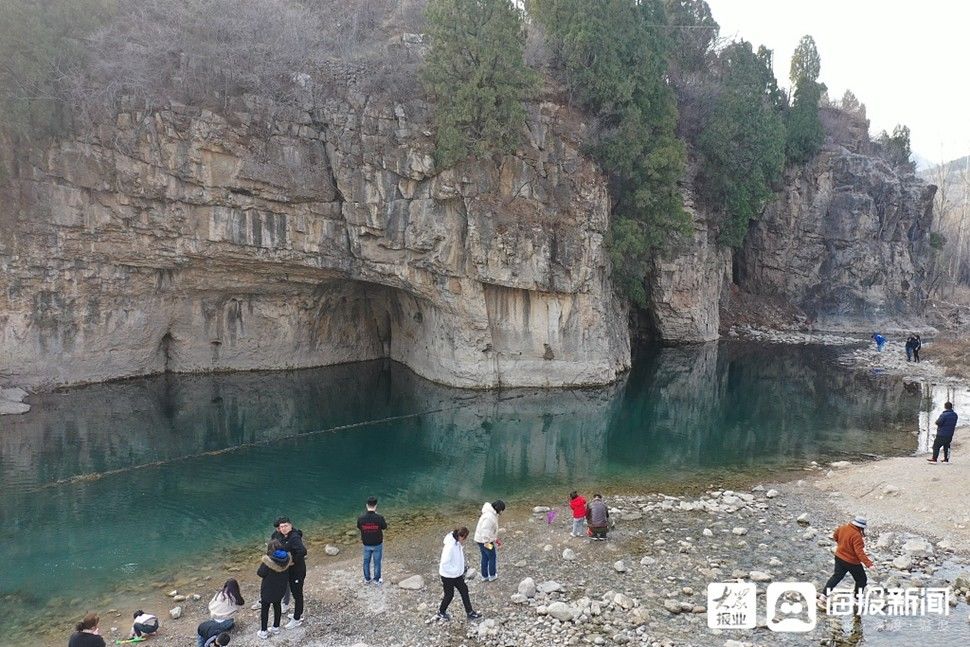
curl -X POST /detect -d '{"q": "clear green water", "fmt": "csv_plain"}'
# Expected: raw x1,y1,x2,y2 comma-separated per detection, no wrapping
0,342,925,640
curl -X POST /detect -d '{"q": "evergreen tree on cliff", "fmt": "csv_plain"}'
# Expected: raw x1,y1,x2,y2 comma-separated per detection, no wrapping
532,0,688,306
785,35,825,164
697,42,786,247
422,0,539,168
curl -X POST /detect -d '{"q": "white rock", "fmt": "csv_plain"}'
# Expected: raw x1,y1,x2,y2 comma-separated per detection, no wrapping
324,544,340,556
663,599,682,614
167,590,178,597
614,560,627,573
702,528,714,537
172,594,186,602
892,556,914,570
562,548,576,561
398,575,425,590
724,640,753,647
882,484,900,496
876,532,895,548
640,556,657,566
613,593,634,609
537,580,563,594
765,489,780,499
0,387,28,402
169,606,182,620
749,571,772,582
796,513,810,526
902,539,934,556
546,601,577,622
518,577,537,598
732,527,748,536
0,401,30,415
533,506,551,513
830,461,852,469
769,557,783,567
190,594,201,601
510,593,528,604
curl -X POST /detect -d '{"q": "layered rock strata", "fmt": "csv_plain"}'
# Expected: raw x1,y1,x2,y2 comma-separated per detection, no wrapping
0,96,630,389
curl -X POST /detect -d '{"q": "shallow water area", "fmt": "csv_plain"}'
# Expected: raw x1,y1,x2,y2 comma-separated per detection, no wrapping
0,341,950,644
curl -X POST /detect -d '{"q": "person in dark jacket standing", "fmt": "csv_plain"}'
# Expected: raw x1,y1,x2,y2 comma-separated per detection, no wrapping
905,335,917,362
256,540,292,639
357,496,388,585
928,401,958,463
913,334,922,362
271,517,307,629
68,613,106,647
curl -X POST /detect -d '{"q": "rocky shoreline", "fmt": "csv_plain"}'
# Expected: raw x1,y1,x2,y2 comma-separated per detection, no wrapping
34,472,968,647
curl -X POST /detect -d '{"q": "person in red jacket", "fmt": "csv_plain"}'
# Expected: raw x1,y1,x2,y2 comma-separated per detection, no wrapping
818,516,873,609
568,491,587,537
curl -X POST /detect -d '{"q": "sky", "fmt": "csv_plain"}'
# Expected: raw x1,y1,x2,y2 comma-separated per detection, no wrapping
705,0,970,167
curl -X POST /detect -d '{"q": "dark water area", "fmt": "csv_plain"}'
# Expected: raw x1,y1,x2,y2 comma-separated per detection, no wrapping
0,342,925,640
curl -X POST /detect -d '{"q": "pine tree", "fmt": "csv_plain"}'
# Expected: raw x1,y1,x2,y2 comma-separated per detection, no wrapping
422,0,539,168
785,35,825,164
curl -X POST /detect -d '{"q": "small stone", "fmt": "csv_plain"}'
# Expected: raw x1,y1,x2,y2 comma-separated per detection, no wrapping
749,571,772,582
167,590,178,597
536,580,563,594
562,548,576,561
518,577,537,598
796,513,810,526
902,538,934,556
325,544,340,556
893,556,913,570
614,560,627,573
882,484,900,496
702,528,714,537
765,489,780,499
732,527,748,536
546,601,577,622
613,593,634,609
172,595,186,602
190,594,201,601
640,556,657,566
876,532,895,548
829,461,852,469
511,593,528,604
663,599,682,614
533,506,551,513
398,575,425,590
169,606,182,620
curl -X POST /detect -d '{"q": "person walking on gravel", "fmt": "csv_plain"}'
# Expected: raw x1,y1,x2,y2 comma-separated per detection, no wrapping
928,401,958,463
474,500,505,581
818,516,873,610
436,527,482,622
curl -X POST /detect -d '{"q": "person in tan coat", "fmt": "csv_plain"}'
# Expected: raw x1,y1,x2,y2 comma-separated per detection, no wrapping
818,516,873,606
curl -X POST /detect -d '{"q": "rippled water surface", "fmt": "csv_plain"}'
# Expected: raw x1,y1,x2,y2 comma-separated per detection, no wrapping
1,342,959,644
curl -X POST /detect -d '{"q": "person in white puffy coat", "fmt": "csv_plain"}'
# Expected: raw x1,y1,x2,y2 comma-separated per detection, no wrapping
436,527,482,621
473,500,506,581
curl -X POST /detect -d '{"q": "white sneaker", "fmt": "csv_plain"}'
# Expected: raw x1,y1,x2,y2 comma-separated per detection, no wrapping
270,626,281,635
251,601,262,610
377,578,384,585
257,630,269,639
285,618,303,629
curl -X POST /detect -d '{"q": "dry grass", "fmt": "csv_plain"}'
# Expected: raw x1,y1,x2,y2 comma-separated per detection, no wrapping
925,335,970,379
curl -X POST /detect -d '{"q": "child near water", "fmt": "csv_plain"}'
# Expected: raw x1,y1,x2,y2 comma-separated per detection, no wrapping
568,491,587,537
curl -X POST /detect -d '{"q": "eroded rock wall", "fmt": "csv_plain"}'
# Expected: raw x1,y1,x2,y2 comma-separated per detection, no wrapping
737,140,935,325
0,94,630,390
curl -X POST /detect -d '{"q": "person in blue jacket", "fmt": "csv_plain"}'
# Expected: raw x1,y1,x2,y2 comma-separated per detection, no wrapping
928,401,958,463
871,333,886,352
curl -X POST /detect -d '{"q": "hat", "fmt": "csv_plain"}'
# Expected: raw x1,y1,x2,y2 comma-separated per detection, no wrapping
272,549,289,560
850,516,867,529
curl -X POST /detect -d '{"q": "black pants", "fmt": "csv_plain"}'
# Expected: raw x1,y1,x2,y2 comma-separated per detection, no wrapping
260,601,281,631
913,348,920,362
932,434,952,461
289,564,306,621
439,576,473,615
824,556,868,595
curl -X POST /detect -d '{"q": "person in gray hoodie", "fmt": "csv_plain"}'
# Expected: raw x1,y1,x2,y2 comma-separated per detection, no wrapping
436,527,482,621
473,500,505,581
586,494,609,540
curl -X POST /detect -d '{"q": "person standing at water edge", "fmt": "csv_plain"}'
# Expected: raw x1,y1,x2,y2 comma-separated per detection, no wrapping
871,333,886,352
568,491,587,537
928,401,958,463
271,516,307,628
818,516,873,609
586,493,609,540
913,334,922,362
357,496,388,585
436,527,482,621
905,335,916,362
474,499,505,581
256,540,292,638
69,613,106,647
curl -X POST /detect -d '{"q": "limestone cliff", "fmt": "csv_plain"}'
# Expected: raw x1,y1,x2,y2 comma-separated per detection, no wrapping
0,92,630,390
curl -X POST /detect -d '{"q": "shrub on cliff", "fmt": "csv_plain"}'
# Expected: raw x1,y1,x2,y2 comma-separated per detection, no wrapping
785,35,825,165
422,0,539,168
696,41,786,247
532,0,688,306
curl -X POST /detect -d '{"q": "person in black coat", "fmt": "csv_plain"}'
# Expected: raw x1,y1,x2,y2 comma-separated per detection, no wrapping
68,613,106,647
256,540,292,637
271,516,307,627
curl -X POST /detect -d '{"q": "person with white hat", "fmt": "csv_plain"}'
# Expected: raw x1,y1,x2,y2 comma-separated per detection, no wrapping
818,515,873,610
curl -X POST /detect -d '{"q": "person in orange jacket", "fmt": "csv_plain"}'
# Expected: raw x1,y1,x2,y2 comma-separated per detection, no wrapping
818,516,873,607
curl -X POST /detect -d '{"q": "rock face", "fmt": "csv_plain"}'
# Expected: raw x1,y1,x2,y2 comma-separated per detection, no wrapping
0,92,630,390
737,143,935,324
646,194,730,343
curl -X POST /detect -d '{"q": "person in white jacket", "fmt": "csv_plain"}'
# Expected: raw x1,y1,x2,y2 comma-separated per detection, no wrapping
436,527,482,621
473,500,505,581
